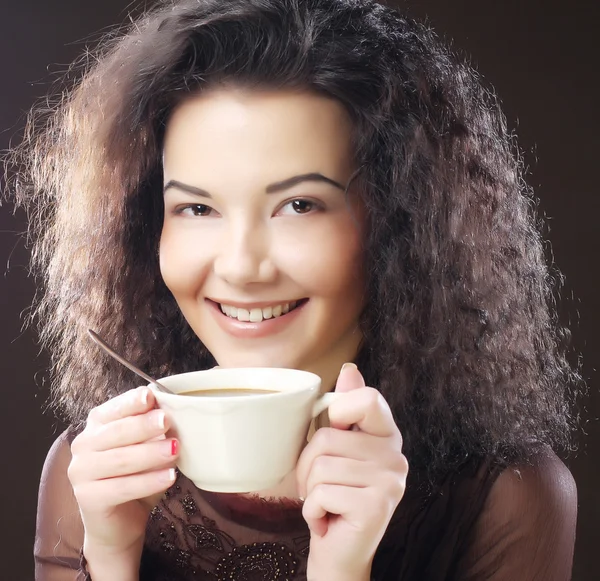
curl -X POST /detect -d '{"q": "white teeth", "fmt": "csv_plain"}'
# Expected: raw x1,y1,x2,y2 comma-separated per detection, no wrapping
219,301,300,322
249,308,263,322
237,308,251,322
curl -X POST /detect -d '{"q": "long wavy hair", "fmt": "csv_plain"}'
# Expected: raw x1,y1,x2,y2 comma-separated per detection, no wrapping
5,0,579,480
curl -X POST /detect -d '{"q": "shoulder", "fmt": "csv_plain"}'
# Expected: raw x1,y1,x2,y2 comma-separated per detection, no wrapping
46,428,75,457
463,448,578,567
374,450,577,579
448,449,578,580
35,429,84,571
486,447,577,524
40,428,76,481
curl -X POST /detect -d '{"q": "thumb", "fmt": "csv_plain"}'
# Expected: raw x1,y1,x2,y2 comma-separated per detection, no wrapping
334,362,366,393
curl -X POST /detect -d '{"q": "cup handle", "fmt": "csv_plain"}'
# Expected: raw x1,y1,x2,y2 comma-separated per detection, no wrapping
311,392,341,418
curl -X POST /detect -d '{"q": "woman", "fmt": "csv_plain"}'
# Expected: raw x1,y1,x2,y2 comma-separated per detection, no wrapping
6,0,579,579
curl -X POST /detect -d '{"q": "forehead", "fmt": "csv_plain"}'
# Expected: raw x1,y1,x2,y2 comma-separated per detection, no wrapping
162,88,356,187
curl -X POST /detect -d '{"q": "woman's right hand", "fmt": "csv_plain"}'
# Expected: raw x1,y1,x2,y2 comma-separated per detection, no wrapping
67,386,178,573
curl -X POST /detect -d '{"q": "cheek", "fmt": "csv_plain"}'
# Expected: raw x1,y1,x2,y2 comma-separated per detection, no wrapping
321,226,365,300
159,227,208,296
276,223,364,298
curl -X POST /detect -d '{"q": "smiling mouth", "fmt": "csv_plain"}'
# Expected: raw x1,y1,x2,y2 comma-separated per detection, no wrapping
218,299,307,323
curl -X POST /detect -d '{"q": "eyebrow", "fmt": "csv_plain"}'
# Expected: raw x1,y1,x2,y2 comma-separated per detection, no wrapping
163,173,346,198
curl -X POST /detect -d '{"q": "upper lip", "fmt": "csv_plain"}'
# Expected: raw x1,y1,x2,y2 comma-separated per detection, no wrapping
207,298,306,309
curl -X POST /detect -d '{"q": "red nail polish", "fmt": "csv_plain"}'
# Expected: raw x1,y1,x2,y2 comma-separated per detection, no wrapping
171,439,178,456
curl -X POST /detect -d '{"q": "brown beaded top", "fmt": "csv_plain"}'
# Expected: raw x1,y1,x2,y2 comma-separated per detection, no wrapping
34,431,577,581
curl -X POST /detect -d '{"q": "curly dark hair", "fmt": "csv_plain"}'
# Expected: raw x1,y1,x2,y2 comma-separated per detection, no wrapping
4,0,579,481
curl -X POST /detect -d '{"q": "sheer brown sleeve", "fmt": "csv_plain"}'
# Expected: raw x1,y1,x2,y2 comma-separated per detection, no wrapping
453,449,577,581
35,430,88,581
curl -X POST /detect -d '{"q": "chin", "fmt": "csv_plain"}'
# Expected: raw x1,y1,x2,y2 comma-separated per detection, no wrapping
212,352,301,370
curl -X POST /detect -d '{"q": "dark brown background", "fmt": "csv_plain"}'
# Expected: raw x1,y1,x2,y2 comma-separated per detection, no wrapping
1,1,597,579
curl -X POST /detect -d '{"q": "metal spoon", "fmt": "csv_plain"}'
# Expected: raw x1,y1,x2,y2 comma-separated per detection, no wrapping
87,329,176,395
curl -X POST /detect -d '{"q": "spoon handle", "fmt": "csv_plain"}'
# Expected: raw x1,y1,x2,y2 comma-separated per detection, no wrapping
87,329,174,394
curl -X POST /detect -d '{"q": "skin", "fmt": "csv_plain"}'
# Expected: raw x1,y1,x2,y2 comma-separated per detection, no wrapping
160,88,365,391
68,89,408,581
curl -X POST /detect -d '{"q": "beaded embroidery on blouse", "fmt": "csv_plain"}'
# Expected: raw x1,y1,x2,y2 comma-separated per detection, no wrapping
142,472,310,580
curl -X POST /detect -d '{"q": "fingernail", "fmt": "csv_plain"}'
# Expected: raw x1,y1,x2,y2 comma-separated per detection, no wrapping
160,468,176,483
140,388,149,406
152,410,165,430
171,439,178,456
341,362,357,372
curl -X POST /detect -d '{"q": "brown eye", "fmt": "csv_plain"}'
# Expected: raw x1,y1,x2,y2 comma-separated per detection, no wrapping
184,204,213,216
277,198,322,216
291,200,314,214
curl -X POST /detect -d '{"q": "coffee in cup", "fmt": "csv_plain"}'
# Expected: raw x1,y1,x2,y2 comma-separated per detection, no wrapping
182,387,278,397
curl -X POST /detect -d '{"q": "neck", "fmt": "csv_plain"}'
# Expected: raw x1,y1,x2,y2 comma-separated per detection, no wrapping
305,330,363,395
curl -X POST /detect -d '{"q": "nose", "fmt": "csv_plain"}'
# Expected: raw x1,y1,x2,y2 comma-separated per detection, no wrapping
213,217,277,286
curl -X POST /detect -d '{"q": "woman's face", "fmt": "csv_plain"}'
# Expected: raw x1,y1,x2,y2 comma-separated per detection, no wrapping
160,88,365,385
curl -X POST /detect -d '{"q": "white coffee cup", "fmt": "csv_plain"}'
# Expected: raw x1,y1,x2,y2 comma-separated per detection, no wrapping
150,367,338,493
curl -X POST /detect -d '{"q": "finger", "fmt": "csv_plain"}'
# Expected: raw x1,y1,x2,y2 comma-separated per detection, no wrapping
302,490,329,537
334,363,366,393
73,468,177,509
69,438,178,482
78,409,170,452
300,428,381,463
147,433,167,442
302,484,366,537
328,387,397,437
296,428,387,493
303,484,388,531
303,483,399,545
297,432,408,499
304,456,370,498
87,386,155,427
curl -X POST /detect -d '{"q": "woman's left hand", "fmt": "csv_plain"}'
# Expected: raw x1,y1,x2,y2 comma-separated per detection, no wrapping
296,363,408,581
